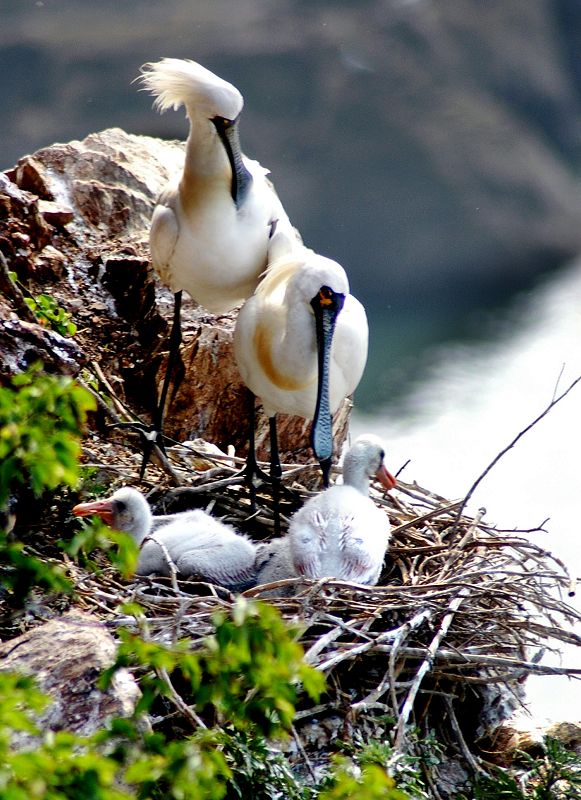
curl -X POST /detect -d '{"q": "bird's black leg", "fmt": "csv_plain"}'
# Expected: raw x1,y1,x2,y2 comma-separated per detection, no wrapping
140,290,183,479
269,415,282,537
242,390,270,507
244,390,260,512
320,455,332,489
240,391,290,534
154,290,183,438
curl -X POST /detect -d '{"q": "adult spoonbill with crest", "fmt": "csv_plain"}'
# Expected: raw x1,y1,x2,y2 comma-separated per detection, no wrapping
234,236,369,526
137,58,295,471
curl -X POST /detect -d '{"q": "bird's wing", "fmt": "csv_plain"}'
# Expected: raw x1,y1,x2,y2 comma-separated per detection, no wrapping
338,507,390,584
149,203,179,288
175,545,257,590
255,538,296,584
137,536,171,576
335,513,378,583
289,508,326,578
172,520,258,589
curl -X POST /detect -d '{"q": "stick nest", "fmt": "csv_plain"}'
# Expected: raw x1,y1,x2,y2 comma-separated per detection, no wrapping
72,433,581,771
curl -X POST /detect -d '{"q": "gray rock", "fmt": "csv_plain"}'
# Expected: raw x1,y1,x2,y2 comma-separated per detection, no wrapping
0,612,140,746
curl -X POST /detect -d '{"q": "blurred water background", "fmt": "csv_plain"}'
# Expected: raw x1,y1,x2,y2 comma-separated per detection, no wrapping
354,258,581,721
2,0,580,721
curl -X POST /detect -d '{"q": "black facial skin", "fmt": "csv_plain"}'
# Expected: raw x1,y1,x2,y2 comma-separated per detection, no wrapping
211,115,253,209
310,286,346,487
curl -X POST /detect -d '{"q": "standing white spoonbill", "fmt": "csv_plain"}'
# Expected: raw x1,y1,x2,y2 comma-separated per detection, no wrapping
234,243,369,495
73,486,257,590
288,434,396,585
137,58,295,470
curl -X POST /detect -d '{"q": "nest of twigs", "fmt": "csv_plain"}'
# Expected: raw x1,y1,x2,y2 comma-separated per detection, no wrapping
69,431,581,778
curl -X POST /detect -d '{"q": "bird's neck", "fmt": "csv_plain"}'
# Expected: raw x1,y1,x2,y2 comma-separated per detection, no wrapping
342,460,371,496
130,510,153,546
281,299,319,380
211,115,253,209
182,116,231,183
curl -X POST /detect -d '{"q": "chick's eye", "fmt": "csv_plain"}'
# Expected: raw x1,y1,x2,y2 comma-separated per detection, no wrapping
115,500,127,513
379,449,385,462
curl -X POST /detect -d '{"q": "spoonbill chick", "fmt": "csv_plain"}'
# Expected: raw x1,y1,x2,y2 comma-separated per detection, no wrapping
73,486,257,590
288,434,396,585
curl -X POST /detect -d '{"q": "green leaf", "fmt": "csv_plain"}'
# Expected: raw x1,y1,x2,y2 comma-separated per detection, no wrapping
23,294,77,337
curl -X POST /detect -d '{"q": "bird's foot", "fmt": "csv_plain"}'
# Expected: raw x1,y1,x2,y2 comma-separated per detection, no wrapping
110,421,168,479
138,428,164,481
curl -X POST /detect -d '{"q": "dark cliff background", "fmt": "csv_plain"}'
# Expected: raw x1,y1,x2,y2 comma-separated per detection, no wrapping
3,0,581,408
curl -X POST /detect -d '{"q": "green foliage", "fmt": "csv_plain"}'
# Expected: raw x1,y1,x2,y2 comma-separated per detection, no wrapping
475,737,581,800
118,726,232,800
102,597,324,739
0,600,326,800
319,757,409,800
338,727,440,799
5,732,132,800
24,293,77,337
474,768,525,800
0,365,95,507
0,529,71,597
64,518,139,579
214,727,307,800
0,366,95,601
0,673,227,800
0,673,129,800
200,598,325,735
98,599,325,796
0,673,49,749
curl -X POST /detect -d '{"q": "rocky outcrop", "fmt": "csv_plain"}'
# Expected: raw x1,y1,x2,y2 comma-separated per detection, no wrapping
0,612,139,745
490,710,581,764
0,128,350,466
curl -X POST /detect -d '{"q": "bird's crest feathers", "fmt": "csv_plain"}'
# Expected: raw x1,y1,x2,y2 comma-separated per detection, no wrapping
139,58,243,120
256,245,348,304
255,251,311,301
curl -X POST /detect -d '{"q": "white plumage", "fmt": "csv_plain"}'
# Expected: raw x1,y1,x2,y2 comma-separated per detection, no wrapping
139,57,295,313
255,537,297,587
288,434,396,585
73,486,257,590
234,244,367,419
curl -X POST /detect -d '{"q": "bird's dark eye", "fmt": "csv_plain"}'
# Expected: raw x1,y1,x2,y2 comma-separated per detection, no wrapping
319,286,334,306
115,500,127,512
212,115,234,130
379,449,385,461
311,285,345,313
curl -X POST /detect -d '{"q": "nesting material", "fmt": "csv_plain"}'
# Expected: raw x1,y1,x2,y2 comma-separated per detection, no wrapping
71,436,581,770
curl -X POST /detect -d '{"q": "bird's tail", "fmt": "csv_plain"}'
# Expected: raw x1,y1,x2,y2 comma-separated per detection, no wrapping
138,58,243,119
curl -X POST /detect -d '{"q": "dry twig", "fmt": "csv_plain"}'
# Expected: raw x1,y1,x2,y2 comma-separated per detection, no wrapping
69,415,581,779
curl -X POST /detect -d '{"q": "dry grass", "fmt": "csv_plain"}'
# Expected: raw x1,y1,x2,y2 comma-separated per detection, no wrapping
68,421,581,769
